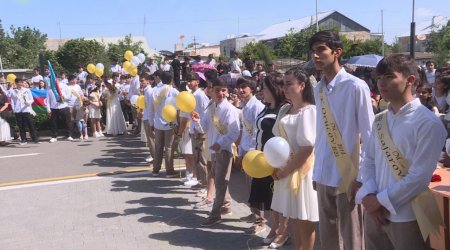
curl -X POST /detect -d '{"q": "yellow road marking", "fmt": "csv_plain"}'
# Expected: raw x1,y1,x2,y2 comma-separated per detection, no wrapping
0,164,186,187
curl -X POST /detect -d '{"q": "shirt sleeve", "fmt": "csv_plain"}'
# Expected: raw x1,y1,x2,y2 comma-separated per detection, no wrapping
355,125,378,204
296,106,316,147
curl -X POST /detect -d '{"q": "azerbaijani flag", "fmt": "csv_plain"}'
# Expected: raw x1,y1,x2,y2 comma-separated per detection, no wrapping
48,60,63,103
31,89,47,115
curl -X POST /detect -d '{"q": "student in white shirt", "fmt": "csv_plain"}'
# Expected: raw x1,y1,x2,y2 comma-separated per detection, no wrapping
76,65,88,86
110,59,122,74
192,77,240,227
31,67,43,89
8,79,39,144
424,61,436,86
310,31,374,250
229,52,243,73
356,54,446,250
46,78,74,143
144,58,159,75
141,74,155,164
148,71,180,177
128,74,141,134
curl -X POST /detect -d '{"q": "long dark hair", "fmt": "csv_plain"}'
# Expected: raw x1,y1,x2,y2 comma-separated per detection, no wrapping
284,67,315,105
261,72,287,108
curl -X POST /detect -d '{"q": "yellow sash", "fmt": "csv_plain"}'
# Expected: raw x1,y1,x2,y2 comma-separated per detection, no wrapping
375,111,443,241
319,87,360,200
210,103,227,135
68,85,83,107
277,104,314,193
153,85,170,112
243,116,253,136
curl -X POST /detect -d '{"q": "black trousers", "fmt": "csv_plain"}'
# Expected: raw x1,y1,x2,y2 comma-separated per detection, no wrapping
50,107,73,138
15,112,38,141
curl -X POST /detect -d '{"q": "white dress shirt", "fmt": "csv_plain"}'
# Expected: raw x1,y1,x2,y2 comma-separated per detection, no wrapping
143,85,153,121
148,82,179,130
145,63,159,75
8,88,34,113
190,88,210,134
46,83,72,111
77,71,88,83
356,99,446,222
313,68,374,187
67,84,83,108
119,83,130,101
110,64,122,73
199,99,240,154
31,75,43,84
127,76,140,100
239,95,265,155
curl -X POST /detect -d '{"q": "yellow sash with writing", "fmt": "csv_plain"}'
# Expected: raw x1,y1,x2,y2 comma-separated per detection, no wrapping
277,104,314,193
68,85,83,107
153,85,170,112
210,104,227,135
375,111,443,241
319,87,360,200
243,116,253,136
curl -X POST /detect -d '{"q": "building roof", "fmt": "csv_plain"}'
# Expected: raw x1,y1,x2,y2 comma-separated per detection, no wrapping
401,16,449,37
45,36,158,57
255,11,335,41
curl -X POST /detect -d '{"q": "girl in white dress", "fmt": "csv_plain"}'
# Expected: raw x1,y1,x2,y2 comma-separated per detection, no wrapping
103,80,127,135
88,84,103,137
271,68,318,250
0,87,11,145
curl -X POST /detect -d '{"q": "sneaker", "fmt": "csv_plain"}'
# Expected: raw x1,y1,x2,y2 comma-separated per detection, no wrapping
184,178,199,187
79,136,84,141
239,213,255,223
244,223,267,235
220,207,232,216
19,141,27,145
263,231,277,245
194,199,213,209
32,140,40,144
67,136,74,141
181,173,193,182
200,217,222,227
191,183,206,190
94,132,100,138
166,171,180,178
84,135,89,140
195,189,207,198
151,171,160,177
99,132,105,137
49,138,57,143
145,156,153,163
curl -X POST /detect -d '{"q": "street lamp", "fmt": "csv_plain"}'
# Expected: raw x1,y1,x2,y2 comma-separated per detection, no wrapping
410,0,416,58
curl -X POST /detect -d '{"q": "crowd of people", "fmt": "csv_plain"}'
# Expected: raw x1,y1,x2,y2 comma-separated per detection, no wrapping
1,30,450,249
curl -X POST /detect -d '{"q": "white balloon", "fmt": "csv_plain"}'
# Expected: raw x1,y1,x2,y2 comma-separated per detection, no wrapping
165,96,178,109
96,63,104,70
131,56,140,66
130,95,139,107
137,53,146,64
263,137,291,168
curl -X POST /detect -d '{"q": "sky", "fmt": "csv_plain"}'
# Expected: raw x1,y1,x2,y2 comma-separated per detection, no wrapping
1,0,449,51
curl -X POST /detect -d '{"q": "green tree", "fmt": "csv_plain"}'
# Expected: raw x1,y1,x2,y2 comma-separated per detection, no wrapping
427,21,450,67
56,39,108,74
241,41,276,66
275,27,316,60
106,35,146,62
341,36,383,59
0,21,47,69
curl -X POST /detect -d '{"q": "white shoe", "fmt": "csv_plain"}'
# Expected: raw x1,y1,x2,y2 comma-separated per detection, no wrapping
145,156,153,163
84,135,89,140
67,137,74,141
182,173,193,182
184,178,199,187
94,132,100,138
99,132,105,137
79,136,83,141
49,138,57,143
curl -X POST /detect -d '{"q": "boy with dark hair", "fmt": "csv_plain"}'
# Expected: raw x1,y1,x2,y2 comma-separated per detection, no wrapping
356,53,446,250
310,30,374,250
192,77,240,227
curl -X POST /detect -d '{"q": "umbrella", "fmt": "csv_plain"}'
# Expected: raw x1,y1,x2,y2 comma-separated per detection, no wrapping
345,54,384,68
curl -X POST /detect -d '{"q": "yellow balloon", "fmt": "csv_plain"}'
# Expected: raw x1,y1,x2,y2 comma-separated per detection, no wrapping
124,50,133,61
123,61,131,71
87,63,96,74
243,150,274,178
137,95,145,109
162,104,177,123
95,68,104,77
176,91,196,113
6,73,16,83
129,65,138,76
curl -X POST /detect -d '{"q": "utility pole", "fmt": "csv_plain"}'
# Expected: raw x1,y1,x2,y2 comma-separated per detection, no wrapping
193,36,197,55
237,17,240,37
315,0,319,32
143,15,146,36
410,0,416,58
58,22,62,47
381,9,384,56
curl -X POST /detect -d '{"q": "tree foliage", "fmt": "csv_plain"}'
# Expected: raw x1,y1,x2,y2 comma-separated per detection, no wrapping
275,27,316,60
241,41,276,66
56,39,108,74
0,20,47,69
106,35,146,62
427,21,450,67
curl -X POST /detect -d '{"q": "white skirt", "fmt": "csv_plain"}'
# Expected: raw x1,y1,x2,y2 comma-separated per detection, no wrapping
178,129,192,155
88,105,102,119
0,117,11,142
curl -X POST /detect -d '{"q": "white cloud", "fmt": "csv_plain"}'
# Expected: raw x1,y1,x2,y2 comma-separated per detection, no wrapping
416,7,436,17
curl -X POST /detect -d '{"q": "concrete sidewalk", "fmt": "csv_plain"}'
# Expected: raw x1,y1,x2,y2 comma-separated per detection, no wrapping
0,169,297,250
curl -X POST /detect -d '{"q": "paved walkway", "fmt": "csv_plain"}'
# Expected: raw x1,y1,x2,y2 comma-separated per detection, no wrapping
0,169,297,250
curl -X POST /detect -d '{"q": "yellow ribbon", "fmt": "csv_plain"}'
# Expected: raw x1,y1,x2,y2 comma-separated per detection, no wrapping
319,87,359,200
375,111,443,241
153,85,170,112
210,104,227,135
